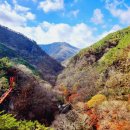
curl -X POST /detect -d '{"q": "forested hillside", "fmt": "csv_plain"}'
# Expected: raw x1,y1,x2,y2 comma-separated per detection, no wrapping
55,26,130,129
0,25,63,84
57,26,130,97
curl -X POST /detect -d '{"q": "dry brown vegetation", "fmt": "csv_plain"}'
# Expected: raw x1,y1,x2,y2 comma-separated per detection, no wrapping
7,68,59,126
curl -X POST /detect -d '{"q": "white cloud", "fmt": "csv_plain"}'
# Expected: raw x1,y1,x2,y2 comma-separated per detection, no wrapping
5,21,97,48
12,0,37,3
69,10,79,17
1,15,122,49
12,0,17,4
14,4,30,12
0,1,26,26
70,0,79,6
74,0,78,3
39,0,64,13
104,0,130,24
1,19,123,49
25,12,35,20
0,1,35,26
98,24,121,39
0,1,123,49
109,24,121,32
32,0,37,2
18,22,96,48
91,9,104,24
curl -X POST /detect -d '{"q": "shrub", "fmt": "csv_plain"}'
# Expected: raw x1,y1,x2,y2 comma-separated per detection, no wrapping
0,111,18,129
58,84,67,95
0,111,52,130
18,120,52,130
52,110,85,130
68,93,80,104
126,104,130,111
72,82,80,93
86,94,107,108
0,77,9,91
0,57,12,69
13,58,40,76
96,101,130,130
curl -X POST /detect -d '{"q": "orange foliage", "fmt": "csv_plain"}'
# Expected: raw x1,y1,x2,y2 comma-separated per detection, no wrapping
83,108,99,129
58,85,67,93
128,94,130,103
58,85,81,103
68,93,80,103
87,109,98,127
96,121,130,130
113,121,130,130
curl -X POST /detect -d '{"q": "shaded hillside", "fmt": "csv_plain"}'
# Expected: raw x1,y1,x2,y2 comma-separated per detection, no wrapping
40,42,79,63
57,26,130,101
0,25,63,84
0,43,18,58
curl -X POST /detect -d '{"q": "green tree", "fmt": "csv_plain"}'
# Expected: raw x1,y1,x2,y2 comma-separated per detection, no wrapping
0,77,9,91
0,111,53,130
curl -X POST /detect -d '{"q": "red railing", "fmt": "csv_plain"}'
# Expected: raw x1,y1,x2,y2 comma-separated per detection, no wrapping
0,76,16,104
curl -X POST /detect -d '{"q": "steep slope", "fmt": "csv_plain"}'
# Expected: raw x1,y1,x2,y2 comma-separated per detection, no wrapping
54,26,130,130
57,26,130,101
0,43,17,58
40,42,80,63
0,25,63,84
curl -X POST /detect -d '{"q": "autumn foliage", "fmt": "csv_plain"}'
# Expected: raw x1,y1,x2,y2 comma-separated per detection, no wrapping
86,94,107,108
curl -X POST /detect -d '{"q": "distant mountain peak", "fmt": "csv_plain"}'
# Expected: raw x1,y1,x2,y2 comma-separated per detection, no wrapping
40,42,80,63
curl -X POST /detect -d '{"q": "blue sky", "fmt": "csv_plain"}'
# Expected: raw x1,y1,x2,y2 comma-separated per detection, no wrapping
0,0,130,48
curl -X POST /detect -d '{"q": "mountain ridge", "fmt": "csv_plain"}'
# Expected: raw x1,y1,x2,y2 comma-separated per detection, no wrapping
40,42,80,63
0,25,63,84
